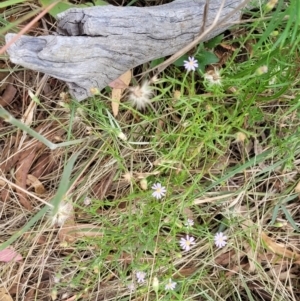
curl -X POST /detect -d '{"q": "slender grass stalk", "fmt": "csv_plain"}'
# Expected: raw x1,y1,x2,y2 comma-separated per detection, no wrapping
0,150,83,251
0,107,89,149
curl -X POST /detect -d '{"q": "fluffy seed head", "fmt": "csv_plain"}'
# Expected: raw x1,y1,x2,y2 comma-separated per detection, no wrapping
128,81,152,110
256,65,268,75
49,201,73,227
204,69,222,85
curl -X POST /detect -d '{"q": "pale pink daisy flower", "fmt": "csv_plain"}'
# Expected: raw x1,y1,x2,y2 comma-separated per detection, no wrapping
151,183,166,200
179,235,196,251
214,232,227,248
165,278,176,291
184,57,198,72
136,271,146,284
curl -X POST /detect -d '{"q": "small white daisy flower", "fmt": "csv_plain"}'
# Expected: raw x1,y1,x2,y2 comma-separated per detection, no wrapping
185,219,194,227
151,183,166,200
49,201,73,227
214,232,227,248
128,81,152,110
127,282,136,292
179,235,196,251
184,56,198,72
204,69,222,85
165,279,176,291
136,271,146,284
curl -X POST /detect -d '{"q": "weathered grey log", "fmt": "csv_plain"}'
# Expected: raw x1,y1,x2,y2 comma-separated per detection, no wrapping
5,0,248,101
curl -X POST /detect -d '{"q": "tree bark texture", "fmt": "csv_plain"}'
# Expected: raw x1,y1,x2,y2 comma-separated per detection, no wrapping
5,0,247,101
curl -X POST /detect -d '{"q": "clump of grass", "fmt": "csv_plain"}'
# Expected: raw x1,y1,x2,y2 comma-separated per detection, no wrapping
1,0,300,300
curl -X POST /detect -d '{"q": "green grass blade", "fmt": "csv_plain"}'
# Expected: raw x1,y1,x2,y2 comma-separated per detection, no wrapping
0,0,28,8
0,151,83,251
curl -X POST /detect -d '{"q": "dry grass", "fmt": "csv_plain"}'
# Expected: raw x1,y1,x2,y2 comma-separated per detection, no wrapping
1,0,300,300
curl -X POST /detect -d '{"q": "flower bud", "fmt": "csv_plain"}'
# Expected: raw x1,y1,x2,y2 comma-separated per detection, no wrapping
90,87,100,95
265,0,278,13
152,276,159,293
256,65,268,75
236,132,247,142
140,178,148,190
117,131,127,141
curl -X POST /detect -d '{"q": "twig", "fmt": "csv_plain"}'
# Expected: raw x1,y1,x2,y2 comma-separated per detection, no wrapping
0,106,88,150
0,176,53,208
149,0,252,76
200,0,210,35
0,1,59,56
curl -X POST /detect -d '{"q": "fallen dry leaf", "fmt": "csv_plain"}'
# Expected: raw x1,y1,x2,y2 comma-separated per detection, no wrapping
182,207,196,221
21,270,51,301
58,220,77,244
92,171,115,199
109,77,129,89
214,249,236,266
59,223,103,243
31,152,57,178
0,83,17,107
0,179,10,203
23,232,47,245
261,232,300,261
134,171,160,179
26,174,46,195
0,288,14,301
225,263,250,277
111,88,122,117
15,149,36,211
0,136,18,173
174,267,198,278
0,64,10,89
65,296,77,301
220,42,237,51
241,218,300,265
21,97,36,127
111,70,131,116
0,247,22,262
295,181,300,193
1,187,10,203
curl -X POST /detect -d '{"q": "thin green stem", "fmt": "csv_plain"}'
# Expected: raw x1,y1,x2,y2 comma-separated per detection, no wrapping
0,107,87,149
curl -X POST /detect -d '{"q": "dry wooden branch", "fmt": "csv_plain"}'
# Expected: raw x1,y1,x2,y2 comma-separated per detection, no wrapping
5,0,249,101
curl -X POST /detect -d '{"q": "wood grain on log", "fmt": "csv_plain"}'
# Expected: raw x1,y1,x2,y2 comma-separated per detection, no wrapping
5,0,247,101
